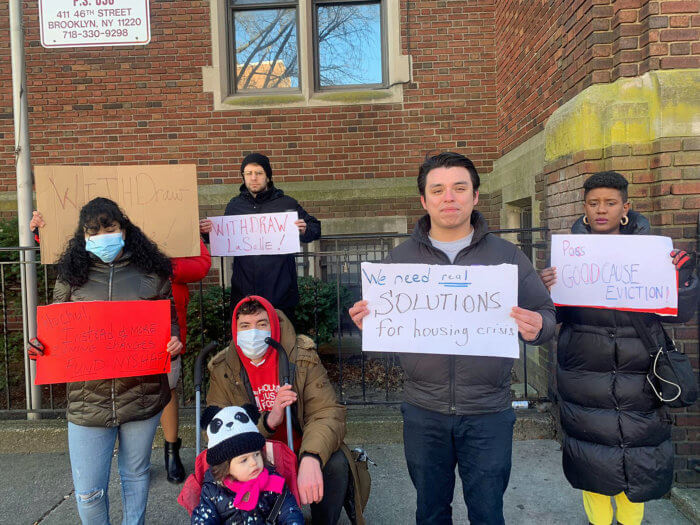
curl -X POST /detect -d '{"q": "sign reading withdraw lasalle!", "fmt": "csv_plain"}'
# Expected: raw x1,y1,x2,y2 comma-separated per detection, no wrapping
360,262,519,358
208,212,301,257
550,234,677,316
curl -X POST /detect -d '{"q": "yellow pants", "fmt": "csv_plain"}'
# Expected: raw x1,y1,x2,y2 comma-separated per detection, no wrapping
582,491,644,525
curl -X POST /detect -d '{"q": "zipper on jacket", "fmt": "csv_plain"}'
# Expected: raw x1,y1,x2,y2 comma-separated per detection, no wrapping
450,355,456,414
108,263,117,425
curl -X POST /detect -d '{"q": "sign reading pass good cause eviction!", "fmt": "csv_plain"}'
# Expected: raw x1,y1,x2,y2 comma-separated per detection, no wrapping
550,234,677,316
208,212,301,256
361,263,519,358
35,165,200,264
35,300,171,385
39,0,150,48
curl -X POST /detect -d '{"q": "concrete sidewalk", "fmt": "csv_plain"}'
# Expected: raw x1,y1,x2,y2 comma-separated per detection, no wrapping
0,442,693,524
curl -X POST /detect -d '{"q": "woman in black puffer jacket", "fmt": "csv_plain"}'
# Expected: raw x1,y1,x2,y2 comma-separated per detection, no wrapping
29,198,183,525
540,172,698,525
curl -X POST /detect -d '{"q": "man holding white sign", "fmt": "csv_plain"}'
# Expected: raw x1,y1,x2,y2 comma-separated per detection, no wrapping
349,152,555,525
200,153,321,322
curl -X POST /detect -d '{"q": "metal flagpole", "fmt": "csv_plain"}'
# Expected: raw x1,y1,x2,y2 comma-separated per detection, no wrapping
9,0,41,418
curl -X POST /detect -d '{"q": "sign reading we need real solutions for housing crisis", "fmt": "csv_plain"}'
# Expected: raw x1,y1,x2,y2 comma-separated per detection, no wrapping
550,234,677,316
207,212,301,257
360,262,520,358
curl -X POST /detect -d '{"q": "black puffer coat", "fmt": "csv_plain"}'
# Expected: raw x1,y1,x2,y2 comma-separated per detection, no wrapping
53,252,177,427
556,211,699,502
223,184,321,312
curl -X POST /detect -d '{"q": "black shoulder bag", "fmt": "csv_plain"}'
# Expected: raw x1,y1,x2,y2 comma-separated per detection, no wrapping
629,314,698,408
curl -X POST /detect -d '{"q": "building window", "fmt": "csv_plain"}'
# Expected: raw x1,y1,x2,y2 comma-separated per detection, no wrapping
230,3,299,92
314,2,384,89
229,0,385,94
208,0,409,108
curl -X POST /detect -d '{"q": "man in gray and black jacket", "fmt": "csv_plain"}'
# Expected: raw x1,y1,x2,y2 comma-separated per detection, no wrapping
349,152,556,525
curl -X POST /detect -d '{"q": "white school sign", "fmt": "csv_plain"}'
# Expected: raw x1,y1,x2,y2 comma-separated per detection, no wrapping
208,212,301,257
361,262,520,358
550,234,677,316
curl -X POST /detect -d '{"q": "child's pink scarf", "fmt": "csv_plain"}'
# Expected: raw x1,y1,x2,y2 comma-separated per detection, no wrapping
223,468,285,511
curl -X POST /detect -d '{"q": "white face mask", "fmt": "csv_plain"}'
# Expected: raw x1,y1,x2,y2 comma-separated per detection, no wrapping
237,329,271,360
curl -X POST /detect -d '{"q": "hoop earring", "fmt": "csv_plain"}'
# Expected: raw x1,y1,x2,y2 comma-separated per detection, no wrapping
620,215,629,226
582,216,589,225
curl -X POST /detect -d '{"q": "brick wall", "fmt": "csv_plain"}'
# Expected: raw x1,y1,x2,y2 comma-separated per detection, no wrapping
0,1,499,200
496,0,700,157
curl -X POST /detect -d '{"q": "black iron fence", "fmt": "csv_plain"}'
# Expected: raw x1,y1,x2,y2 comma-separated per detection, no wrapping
0,227,549,418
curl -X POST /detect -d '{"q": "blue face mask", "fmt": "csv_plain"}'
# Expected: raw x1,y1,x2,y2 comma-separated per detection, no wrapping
237,329,271,360
85,232,125,263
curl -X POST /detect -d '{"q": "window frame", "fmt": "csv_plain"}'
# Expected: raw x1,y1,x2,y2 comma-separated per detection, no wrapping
227,0,303,95
311,0,388,92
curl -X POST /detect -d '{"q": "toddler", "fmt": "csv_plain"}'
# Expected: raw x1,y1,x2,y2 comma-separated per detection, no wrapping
192,405,303,525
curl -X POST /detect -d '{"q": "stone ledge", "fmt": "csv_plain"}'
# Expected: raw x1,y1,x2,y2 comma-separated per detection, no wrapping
2,406,555,453
671,487,700,524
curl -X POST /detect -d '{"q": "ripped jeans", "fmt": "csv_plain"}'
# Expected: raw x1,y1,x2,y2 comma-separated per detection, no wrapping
67,411,162,525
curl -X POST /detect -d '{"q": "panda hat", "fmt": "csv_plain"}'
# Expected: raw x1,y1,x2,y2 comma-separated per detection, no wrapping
201,404,266,465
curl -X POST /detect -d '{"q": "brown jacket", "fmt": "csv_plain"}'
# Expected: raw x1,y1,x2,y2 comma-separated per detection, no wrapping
53,253,176,427
206,311,367,524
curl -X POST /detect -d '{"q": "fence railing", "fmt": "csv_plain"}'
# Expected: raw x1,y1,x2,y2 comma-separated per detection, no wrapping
0,227,550,418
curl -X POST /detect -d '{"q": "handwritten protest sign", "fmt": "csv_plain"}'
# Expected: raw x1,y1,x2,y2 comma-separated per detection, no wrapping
550,234,677,315
208,212,301,256
35,165,200,264
361,262,519,358
35,300,171,385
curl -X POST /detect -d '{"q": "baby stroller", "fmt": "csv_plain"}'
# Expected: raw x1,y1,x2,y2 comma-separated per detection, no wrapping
177,342,301,516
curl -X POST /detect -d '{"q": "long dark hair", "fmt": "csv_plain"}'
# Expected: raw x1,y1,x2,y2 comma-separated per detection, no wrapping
56,197,172,287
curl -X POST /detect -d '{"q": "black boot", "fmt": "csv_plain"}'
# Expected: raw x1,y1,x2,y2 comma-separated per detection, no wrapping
164,438,185,484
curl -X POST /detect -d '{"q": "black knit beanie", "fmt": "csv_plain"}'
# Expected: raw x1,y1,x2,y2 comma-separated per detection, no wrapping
241,153,272,181
204,405,266,466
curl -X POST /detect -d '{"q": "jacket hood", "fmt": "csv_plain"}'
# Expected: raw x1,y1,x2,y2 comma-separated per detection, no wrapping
571,209,650,235
231,295,281,362
411,210,490,248
238,183,284,203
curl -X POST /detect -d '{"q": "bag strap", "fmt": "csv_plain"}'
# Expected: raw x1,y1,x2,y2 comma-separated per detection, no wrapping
628,313,659,354
266,486,288,525
628,314,682,403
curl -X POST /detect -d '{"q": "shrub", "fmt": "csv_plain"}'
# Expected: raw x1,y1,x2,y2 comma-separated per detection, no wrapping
295,276,352,345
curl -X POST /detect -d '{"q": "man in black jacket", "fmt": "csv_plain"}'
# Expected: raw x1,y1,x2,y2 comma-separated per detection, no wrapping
349,152,556,525
201,153,321,321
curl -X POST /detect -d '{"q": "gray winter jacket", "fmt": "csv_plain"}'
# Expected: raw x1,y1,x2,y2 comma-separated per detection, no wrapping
386,211,556,415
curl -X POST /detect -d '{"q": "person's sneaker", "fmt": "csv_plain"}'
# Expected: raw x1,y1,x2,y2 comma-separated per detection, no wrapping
164,438,186,483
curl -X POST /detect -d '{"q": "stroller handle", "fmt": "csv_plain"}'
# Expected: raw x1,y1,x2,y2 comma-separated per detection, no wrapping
194,341,219,392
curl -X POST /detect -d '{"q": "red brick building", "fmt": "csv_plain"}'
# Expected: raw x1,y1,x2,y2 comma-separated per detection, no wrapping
1,0,698,486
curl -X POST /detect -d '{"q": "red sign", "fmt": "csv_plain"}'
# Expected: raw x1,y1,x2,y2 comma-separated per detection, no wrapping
35,300,171,385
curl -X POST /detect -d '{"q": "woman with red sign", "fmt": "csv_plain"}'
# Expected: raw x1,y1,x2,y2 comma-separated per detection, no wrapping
540,172,698,525
28,197,182,525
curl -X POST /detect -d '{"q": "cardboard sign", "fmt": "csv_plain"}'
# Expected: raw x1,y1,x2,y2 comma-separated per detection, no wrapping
550,234,677,315
361,262,519,358
35,300,171,385
208,212,301,256
35,165,200,264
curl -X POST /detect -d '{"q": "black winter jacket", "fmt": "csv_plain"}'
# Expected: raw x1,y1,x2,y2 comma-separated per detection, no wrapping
191,468,303,525
53,252,177,427
556,211,699,502
387,211,556,415
223,184,321,311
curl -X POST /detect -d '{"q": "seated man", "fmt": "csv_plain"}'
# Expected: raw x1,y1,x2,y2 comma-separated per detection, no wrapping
206,295,367,525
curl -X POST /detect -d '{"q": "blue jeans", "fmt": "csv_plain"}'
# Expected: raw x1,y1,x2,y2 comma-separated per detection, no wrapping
402,403,516,525
67,411,162,525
